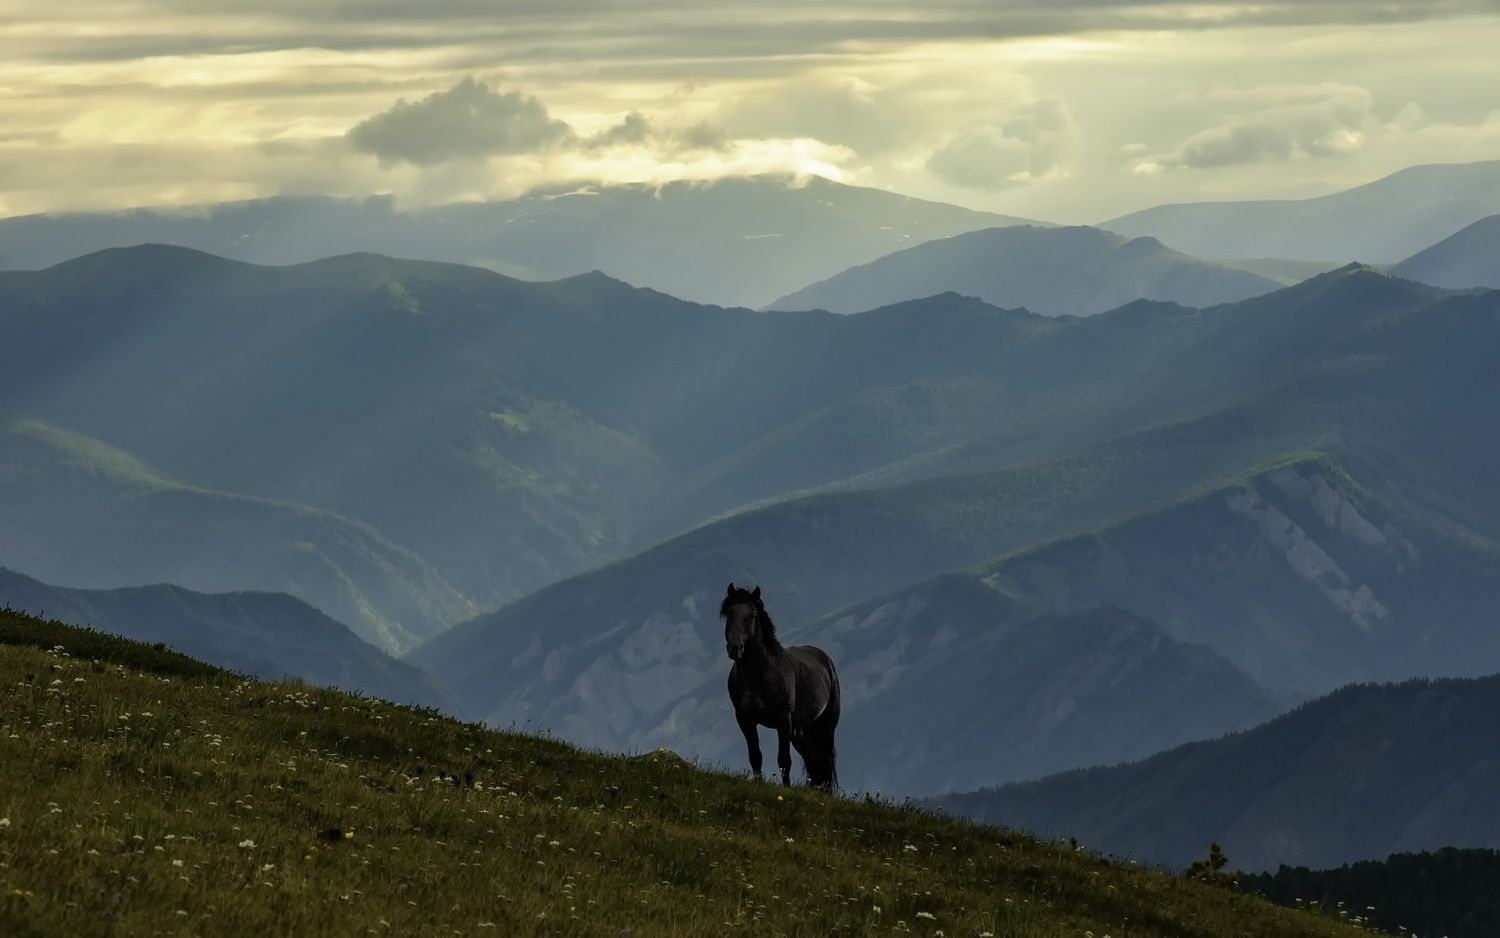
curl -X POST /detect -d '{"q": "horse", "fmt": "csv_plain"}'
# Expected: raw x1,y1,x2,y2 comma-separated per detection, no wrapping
721,583,840,790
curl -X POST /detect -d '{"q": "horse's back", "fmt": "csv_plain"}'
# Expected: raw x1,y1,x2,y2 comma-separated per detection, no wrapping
791,644,837,675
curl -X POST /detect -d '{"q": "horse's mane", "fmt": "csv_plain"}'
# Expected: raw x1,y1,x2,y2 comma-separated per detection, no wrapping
720,586,777,642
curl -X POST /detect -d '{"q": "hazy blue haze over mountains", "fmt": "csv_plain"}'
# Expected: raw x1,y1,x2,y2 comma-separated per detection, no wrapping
1390,213,1500,289
0,417,474,653
0,566,453,711
2,163,1498,820
767,225,1284,316
938,675,1500,872
0,175,1042,309
971,459,1500,699
1101,159,1500,264
405,265,1500,795
3,242,1495,793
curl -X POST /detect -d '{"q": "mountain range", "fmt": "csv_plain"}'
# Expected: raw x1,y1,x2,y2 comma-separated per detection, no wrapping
0,175,1042,309
407,266,1500,794
767,225,1284,315
1390,212,1500,289
937,673,1500,873
5,239,1498,797
1102,159,1500,264
2,160,1498,834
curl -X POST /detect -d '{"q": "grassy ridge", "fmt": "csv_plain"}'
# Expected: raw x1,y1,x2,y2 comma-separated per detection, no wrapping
0,608,1371,937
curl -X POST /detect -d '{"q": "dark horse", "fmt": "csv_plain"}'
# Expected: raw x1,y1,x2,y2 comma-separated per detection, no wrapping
722,583,840,790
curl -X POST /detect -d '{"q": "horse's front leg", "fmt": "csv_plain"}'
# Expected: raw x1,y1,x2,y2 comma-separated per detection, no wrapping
776,720,793,786
736,711,764,779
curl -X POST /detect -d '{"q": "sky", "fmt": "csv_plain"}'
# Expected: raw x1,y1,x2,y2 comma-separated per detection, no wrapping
3,0,1500,223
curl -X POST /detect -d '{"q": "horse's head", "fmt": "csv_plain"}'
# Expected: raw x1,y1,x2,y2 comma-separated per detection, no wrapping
721,582,762,660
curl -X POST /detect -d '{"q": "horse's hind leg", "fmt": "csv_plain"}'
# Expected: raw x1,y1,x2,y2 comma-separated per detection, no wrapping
736,711,763,779
792,737,823,790
776,723,793,786
799,725,836,792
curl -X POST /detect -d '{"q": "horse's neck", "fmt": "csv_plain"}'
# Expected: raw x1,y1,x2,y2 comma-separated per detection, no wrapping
742,634,786,668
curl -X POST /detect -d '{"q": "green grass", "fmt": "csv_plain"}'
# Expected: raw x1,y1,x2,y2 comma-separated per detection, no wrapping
0,608,1376,937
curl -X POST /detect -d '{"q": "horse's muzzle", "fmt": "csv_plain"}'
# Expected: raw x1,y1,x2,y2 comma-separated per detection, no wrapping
726,643,742,660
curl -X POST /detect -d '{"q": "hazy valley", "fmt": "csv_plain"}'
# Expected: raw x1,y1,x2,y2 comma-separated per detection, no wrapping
2,159,1498,910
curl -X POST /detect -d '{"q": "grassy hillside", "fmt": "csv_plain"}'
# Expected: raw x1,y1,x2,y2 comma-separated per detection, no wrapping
767,225,1281,316
0,419,475,654
0,567,454,713
938,674,1500,873
0,608,1368,937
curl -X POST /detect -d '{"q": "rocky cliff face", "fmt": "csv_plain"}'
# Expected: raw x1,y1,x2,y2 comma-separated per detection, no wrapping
977,459,1494,699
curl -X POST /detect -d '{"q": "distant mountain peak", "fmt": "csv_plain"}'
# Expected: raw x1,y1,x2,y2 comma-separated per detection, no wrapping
1101,159,1500,264
1391,212,1500,290
37,242,255,285
0,177,1050,308
767,222,1280,316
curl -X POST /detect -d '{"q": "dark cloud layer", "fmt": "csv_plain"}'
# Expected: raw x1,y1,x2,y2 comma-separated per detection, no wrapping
345,79,735,167
1140,90,1375,171
22,1,1499,64
347,78,572,165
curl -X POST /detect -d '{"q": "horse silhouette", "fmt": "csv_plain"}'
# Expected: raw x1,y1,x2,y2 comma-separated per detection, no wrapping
721,583,840,790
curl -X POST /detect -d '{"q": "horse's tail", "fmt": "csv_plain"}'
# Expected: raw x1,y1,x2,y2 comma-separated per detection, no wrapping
826,652,840,792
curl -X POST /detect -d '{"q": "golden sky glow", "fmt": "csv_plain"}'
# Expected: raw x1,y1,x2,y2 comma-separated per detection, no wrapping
2,1,1499,221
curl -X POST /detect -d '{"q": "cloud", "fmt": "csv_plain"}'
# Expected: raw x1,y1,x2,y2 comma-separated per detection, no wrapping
1132,87,1375,172
583,112,729,152
926,96,1078,189
12,2,1499,67
4,2,1499,221
725,76,901,155
344,78,738,169
587,111,653,148
346,77,573,166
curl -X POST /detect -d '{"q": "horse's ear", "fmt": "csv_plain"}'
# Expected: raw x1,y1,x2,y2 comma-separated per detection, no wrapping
750,586,761,600
726,582,736,594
